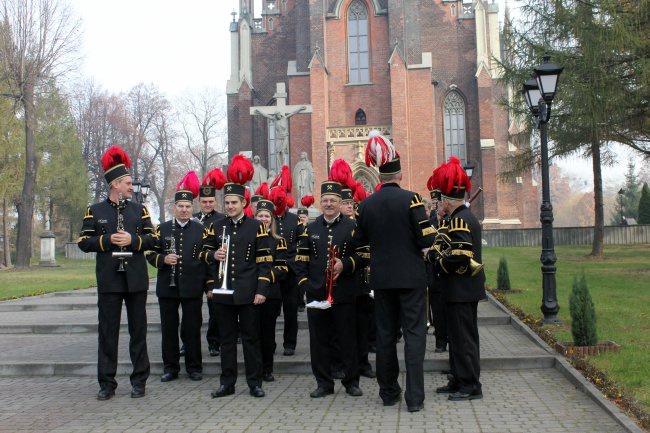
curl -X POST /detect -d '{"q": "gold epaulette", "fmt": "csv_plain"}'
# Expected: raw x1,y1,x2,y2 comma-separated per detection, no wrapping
83,207,93,219
410,193,424,209
142,206,151,220
257,223,269,237
277,238,288,250
299,227,309,237
448,218,470,233
419,219,435,237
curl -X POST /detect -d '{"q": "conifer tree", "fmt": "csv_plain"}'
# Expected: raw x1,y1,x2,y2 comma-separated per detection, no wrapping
497,257,511,291
569,274,598,347
638,182,650,224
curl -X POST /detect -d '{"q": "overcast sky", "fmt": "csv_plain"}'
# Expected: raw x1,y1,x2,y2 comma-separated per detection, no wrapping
69,0,638,188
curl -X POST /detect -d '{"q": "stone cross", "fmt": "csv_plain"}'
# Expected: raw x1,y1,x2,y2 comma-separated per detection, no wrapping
250,82,312,169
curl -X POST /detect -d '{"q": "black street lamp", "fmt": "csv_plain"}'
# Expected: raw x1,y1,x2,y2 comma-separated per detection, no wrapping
618,188,625,225
132,178,142,203
522,55,563,324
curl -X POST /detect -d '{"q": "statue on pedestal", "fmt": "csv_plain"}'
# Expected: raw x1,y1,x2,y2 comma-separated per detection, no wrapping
293,151,314,204
250,155,268,194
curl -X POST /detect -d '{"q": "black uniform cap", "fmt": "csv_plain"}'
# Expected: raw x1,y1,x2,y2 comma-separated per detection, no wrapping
321,181,342,197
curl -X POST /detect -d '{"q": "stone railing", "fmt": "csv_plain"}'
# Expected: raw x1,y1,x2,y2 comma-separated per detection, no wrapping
326,125,392,144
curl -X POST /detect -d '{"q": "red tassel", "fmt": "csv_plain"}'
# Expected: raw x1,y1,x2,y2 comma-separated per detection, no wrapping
227,155,254,185
177,171,200,198
301,195,315,208
286,193,294,209
269,187,287,216
101,145,131,171
270,165,292,193
203,168,226,190
255,182,270,200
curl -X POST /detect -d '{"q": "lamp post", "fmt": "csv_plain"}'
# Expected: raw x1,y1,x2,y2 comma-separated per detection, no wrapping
522,55,563,324
463,161,476,203
618,188,625,225
132,178,142,203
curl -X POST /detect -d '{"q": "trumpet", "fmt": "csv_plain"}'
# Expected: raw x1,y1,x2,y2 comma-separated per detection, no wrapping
168,217,177,287
213,226,234,295
324,236,339,305
112,192,133,272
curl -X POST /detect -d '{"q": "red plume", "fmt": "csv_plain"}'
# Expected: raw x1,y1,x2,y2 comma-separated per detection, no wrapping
353,182,367,203
365,130,397,167
255,182,270,200
435,156,471,196
101,145,131,171
301,195,315,208
329,159,356,189
374,183,383,192
426,173,437,191
270,165,292,193
227,155,254,185
269,186,287,216
244,188,253,217
177,171,200,199
286,193,294,209
202,168,226,190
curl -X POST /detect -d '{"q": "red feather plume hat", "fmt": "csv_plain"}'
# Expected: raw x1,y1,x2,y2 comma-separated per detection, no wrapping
286,193,295,209
224,154,254,198
353,182,367,203
365,130,400,175
434,156,471,200
300,195,315,208
426,172,441,201
175,171,200,203
200,168,226,198
270,165,292,193
269,186,287,217
328,159,356,190
101,145,132,184
255,182,270,200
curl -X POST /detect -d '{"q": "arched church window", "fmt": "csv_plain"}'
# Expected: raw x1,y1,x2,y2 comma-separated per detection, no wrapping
443,91,467,163
355,109,367,125
347,0,369,84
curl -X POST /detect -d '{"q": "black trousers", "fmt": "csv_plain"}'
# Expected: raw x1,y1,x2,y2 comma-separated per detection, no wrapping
429,288,448,347
97,291,150,390
214,303,262,389
260,298,282,374
356,294,373,374
281,274,298,350
159,297,203,375
206,296,220,349
446,301,481,394
307,302,359,390
374,288,426,407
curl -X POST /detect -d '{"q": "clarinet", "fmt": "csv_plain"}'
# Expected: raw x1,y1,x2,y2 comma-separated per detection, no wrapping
112,193,132,272
169,217,177,287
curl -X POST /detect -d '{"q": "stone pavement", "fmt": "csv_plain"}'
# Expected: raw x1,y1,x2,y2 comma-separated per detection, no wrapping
0,283,642,433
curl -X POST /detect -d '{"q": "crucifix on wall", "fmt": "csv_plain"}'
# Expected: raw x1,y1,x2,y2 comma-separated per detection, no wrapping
250,82,312,171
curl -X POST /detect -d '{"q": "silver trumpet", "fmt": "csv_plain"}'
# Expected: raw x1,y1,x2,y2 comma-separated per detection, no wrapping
212,226,234,295
112,192,133,272
168,217,177,287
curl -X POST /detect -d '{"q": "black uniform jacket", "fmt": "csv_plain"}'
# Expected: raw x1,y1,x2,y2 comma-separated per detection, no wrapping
193,210,225,232
267,236,289,300
146,219,213,299
353,183,435,290
275,211,301,272
205,215,273,305
78,199,156,293
428,205,486,303
426,214,447,294
295,214,362,304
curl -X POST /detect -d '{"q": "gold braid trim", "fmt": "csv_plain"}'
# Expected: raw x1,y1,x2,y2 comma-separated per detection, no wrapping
296,255,310,262
256,255,273,263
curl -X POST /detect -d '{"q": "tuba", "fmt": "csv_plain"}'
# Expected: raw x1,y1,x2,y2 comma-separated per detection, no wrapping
212,226,234,295
112,193,133,272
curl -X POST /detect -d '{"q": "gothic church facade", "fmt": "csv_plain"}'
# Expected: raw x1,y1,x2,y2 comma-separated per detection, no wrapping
226,0,539,228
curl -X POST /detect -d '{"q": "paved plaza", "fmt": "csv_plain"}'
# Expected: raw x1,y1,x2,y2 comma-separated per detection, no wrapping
0,284,642,433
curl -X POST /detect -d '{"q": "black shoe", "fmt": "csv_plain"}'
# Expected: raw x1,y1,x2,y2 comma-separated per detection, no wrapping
249,386,265,398
97,388,115,401
382,393,402,406
283,348,295,356
209,346,220,357
368,344,376,353
263,373,275,382
407,403,424,412
448,390,483,401
310,387,334,398
345,385,363,397
211,385,235,398
160,372,178,382
360,369,376,378
188,372,203,381
131,385,145,398
331,370,344,380
436,384,459,394
179,345,186,357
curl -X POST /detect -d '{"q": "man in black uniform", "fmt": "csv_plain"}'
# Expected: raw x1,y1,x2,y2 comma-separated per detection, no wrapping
78,145,156,401
426,179,448,353
352,132,435,412
147,172,213,382
429,157,486,401
192,168,226,357
295,181,364,398
207,158,273,398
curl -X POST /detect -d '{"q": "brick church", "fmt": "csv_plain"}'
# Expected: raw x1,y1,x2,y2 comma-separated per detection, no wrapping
226,0,539,228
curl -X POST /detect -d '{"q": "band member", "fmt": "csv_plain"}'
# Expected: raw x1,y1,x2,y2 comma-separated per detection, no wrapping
250,194,262,214
295,180,363,398
429,157,486,401
255,199,289,382
352,131,435,412
78,145,155,400
207,155,272,399
298,195,314,226
192,168,226,358
340,188,355,217
147,172,212,382
269,167,301,356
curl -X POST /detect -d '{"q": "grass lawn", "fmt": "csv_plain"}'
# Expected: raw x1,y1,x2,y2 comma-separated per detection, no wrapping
483,244,650,411
0,255,158,300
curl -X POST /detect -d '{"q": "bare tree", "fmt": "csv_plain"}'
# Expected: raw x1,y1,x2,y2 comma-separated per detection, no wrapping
0,0,80,267
177,88,228,178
